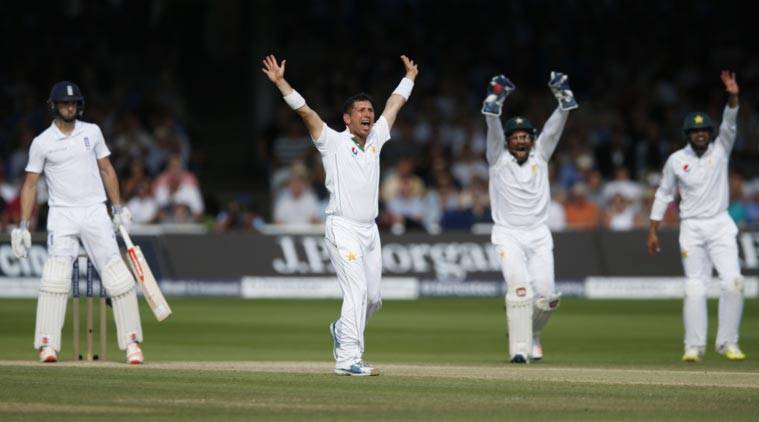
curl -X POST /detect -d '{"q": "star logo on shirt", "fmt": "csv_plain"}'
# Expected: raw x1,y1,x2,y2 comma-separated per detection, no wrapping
370,145,377,154
345,251,358,263
694,115,704,124
531,164,538,174
498,249,507,259
681,250,688,259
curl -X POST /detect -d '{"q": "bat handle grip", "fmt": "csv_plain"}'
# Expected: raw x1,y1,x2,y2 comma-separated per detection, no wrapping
118,225,135,249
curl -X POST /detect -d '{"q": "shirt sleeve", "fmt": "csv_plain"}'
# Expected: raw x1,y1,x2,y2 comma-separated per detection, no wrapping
715,105,739,154
24,138,45,173
650,157,677,221
313,123,341,154
485,115,505,165
93,125,111,159
536,107,570,161
372,116,392,149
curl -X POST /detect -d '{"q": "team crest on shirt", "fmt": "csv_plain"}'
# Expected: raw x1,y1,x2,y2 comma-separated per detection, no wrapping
345,251,358,262
681,250,688,259
351,146,358,156
531,164,538,174
683,163,690,172
84,137,91,149
369,145,377,155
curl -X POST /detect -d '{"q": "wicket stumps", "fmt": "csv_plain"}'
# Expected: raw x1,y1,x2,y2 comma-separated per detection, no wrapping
71,256,107,361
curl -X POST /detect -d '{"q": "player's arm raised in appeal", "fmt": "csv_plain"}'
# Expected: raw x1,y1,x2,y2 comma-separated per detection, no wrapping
381,55,419,130
262,55,325,141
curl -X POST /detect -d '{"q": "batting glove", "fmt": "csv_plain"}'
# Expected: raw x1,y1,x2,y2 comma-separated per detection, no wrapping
11,222,32,259
481,74,515,116
112,205,133,232
548,71,578,111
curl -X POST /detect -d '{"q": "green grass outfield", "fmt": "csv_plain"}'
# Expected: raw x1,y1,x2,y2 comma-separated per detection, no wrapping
1,298,757,421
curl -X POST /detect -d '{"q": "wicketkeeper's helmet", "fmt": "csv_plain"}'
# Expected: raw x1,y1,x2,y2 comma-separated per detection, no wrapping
47,81,85,117
504,116,537,138
682,112,714,136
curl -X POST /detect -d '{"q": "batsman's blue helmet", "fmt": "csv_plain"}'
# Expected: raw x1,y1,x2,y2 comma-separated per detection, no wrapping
47,81,85,117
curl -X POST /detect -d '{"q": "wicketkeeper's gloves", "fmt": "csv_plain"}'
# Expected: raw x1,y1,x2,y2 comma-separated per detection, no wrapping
481,74,515,116
548,71,578,111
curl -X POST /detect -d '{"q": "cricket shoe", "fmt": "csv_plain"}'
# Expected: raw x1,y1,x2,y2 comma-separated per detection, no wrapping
510,353,529,364
126,342,144,364
681,348,704,363
717,343,746,361
334,361,380,376
329,321,339,360
38,346,57,363
531,337,543,361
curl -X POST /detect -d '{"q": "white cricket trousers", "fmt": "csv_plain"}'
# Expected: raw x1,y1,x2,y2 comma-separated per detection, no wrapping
325,215,382,368
492,224,555,297
679,212,744,351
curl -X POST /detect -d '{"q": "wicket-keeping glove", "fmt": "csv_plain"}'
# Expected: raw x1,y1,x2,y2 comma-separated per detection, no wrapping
112,205,133,232
481,74,515,116
548,71,578,111
11,224,31,259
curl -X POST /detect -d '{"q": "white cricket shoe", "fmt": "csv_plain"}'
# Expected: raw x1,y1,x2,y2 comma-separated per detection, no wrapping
681,348,704,362
531,337,543,361
39,346,57,363
717,343,746,361
334,361,380,376
126,342,144,365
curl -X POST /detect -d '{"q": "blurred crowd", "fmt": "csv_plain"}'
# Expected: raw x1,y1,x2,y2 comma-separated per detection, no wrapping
3,0,759,234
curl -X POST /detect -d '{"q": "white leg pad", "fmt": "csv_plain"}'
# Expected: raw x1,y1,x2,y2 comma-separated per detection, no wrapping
111,287,143,350
34,291,69,351
506,283,533,358
101,259,136,297
533,292,561,336
34,257,73,351
716,275,744,349
683,278,708,349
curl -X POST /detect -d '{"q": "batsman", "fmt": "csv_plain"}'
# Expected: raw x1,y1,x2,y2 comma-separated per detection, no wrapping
481,71,577,363
10,81,145,364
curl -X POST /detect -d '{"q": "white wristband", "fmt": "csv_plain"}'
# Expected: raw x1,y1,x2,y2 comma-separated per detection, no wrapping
392,77,414,101
283,90,306,110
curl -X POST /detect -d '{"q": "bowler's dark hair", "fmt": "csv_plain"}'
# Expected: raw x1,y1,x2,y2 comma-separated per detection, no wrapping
342,93,374,115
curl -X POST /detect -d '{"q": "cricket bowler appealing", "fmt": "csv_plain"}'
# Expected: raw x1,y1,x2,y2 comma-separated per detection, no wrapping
11,81,145,364
263,54,418,376
648,71,746,362
482,72,577,363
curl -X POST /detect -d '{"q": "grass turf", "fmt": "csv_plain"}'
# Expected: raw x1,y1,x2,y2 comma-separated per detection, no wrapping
0,298,757,420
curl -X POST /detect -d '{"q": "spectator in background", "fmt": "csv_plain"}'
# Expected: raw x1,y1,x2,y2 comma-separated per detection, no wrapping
380,158,425,203
386,174,427,232
601,166,643,206
547,189,567,232
126,180,159,224
121,160,151,202
603,192,637,231
745,189,759,228
424,172,461,230
451,143,489,188
112,113,155,174
271,120,311,168
273,174,321,226
154,154,204,221
564,182,600,229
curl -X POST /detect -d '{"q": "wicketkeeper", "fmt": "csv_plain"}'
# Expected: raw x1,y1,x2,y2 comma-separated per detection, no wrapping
482,71,577,363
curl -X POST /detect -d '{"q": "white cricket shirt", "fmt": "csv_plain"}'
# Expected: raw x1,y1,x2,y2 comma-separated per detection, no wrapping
650,106,738,221
486,108,569,230
314,116,391,223
25,120,110,207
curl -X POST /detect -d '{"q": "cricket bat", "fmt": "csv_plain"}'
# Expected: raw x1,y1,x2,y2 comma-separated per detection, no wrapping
119,225,172,321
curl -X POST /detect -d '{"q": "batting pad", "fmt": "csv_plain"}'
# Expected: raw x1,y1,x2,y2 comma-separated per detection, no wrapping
40,256,72,294
533,292,561,336
34,291,68,351
111,287,143,350
101,259,136,296
506,283,533,358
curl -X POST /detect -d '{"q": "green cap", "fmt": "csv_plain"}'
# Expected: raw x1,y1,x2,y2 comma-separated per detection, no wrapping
504,116,537,138
682,112,714,135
